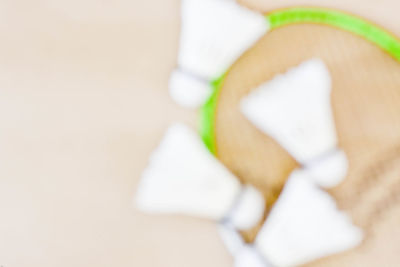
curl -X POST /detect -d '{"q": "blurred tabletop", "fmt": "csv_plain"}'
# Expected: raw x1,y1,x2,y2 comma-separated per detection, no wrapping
0,1,399,267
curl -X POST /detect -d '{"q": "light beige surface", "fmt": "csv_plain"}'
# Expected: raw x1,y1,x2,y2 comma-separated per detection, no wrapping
0,1,399,267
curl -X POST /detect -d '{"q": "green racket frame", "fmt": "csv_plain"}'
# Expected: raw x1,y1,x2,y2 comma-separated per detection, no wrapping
200,7,400,154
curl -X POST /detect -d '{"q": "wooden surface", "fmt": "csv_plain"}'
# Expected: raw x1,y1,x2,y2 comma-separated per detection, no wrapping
0,1,399,267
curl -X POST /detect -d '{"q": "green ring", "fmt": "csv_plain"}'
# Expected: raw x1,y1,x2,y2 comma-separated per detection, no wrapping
200,7,400,154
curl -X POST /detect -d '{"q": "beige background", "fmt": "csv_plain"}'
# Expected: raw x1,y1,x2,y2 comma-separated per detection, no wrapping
0,1,398,267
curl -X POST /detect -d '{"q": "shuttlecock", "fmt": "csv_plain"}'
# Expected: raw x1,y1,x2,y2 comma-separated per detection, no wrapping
135,123,241,220
225,185,265,230
241,58,336,163
178,0,268,80
255,170,363,267
241,58,348,187
169,69,213,108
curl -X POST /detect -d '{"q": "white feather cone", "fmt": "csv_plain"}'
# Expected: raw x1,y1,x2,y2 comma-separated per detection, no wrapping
255,170,363,267
135,123,241,220
178,0,269,80
241,58,337,164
